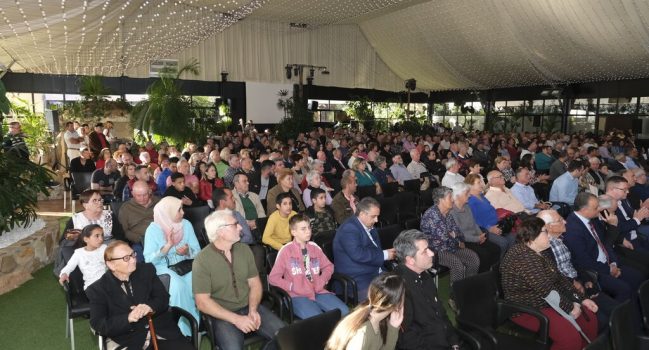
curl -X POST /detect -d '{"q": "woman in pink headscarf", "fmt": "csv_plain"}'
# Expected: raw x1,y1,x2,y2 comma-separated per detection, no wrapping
143,196,200,336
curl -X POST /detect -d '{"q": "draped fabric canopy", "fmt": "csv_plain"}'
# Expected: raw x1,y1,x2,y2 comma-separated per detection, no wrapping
1,0,649,91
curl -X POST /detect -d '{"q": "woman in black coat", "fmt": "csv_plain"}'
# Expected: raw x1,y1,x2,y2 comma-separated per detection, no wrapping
86,240,194,350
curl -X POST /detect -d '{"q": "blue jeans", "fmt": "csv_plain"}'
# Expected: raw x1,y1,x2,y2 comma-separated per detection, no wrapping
291,293,349,320
208,304,285,350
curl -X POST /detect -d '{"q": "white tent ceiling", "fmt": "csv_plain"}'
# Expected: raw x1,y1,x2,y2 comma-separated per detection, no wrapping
1,0,649,91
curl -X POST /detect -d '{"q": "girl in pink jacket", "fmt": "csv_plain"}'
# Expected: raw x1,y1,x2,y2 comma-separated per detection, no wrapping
269,214,349,319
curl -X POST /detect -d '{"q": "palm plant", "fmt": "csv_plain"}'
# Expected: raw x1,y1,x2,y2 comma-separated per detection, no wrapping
130,59,200,145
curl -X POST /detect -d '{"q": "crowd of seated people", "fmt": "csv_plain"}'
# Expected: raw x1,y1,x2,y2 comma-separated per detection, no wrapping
56,123,649,349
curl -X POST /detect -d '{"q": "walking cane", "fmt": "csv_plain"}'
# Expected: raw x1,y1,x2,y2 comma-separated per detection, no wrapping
147,312,159,350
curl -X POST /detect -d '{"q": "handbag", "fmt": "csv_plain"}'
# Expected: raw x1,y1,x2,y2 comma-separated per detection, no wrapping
165,257,193,276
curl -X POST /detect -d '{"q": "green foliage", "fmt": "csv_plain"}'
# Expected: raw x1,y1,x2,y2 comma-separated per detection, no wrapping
276,90,313,141
344,97,375,130
0,150,53,234
10,98,53,156
0,80,10,115
130,59,200,145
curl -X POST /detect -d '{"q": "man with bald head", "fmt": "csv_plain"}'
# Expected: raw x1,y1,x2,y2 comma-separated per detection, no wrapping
118,180,160,261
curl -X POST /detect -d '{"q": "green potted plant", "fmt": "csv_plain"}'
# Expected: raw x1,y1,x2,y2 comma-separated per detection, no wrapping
130,59,200,145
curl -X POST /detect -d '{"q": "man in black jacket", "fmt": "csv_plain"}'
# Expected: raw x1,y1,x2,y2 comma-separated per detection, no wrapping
393,229,460,350
86,241,193,349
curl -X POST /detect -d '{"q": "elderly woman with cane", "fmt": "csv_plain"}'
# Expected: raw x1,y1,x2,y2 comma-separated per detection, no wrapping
86,240,194,350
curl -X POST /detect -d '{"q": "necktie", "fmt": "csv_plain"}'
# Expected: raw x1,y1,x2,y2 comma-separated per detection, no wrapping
588,221,610,264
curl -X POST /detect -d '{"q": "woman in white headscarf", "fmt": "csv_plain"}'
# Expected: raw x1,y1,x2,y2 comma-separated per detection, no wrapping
143,196,200,336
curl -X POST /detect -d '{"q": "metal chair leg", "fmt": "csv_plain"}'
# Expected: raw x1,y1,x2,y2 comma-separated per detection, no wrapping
69,318,75,350
71,199,76,213
65,309,70,338
63,191,67,210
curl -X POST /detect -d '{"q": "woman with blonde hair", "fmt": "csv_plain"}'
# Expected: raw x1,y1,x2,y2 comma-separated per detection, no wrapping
326,273,405,350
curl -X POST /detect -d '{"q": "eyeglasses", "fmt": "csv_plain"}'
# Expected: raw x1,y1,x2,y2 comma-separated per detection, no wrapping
614,187,629,193
108,251,137,262
219,222,240,229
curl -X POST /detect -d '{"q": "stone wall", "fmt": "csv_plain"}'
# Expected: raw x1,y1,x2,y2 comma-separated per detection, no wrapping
0,217,59,295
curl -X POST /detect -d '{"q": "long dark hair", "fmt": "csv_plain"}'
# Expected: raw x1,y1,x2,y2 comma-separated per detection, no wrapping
76,224,103,248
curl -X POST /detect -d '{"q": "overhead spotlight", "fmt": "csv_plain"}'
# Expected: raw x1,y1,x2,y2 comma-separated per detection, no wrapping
321,68,330,75
405,79,417,91
306,77,313,86
221,71,228,82
285,65,292,79
293,66,300,76
309,68,315,78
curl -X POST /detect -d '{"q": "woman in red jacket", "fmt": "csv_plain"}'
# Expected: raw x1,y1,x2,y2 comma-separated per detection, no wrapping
198,163,224,205
269,214,349,319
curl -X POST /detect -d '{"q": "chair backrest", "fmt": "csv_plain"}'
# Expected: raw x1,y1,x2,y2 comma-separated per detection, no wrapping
403,217,420,230
377,224,402,250
381,181,399,197
266,249,278,271
396,191,418,220
109,201,126,241
404,179,421,193
276,309,342,350
452,270,499,329
609,300,637,350
312,230,336,262
183,205,211,248
639,280,649,331
70,172,93,196
256,216,269,236
158,273,171,292
378,197,399,226
357,185,377,199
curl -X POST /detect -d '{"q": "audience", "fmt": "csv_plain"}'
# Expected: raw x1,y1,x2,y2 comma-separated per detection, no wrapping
484,170,527,214
501,217,598,350
87,241,194,350
393,230,461,349
69,147,96,172
266,168,305,215
303,169,333,208
118,181,159,261
194,209,286,350
262,192,298,251
269,214,349,319
305,188,338,235
143,196,200,335
549,160,585,206
331,169,358,224
421,187,479,286
164,172,199,207
90,158,120,200
333,197,396,301
325,273,404,350
58,224,107,290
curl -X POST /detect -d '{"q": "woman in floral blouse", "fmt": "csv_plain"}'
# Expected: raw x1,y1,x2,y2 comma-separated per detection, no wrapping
420,186,479,284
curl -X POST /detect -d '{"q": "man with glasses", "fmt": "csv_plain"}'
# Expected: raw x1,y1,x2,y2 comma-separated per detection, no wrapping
539,209,618,333
87,241,193,350
604,176,649,275
119,181,159,262
549,160,585,206
194,209,285,350
333,197,396,301
564,192,644,302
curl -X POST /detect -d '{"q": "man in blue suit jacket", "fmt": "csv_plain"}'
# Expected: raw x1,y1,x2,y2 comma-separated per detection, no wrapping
333,197,396,301
564,192,644,302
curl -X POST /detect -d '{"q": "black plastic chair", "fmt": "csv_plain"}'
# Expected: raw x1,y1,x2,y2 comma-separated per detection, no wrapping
183,205,211,248
378,196,399,226
403,217,420,230
403,178,422,193
109,201,126,241
357,185,377,199
377,224,401,250
65,172,93,212
381,181,399,197
62,268,90,350
585,333,611,350
610,300,649,350
276,309,341,350
638,279,649,332
452,270,550,350
256,216,269,239
396,191,419,223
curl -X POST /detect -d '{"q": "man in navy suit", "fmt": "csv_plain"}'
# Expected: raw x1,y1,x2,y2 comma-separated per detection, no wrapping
604,176,649,276
564,192,644,302
333,197,396,301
